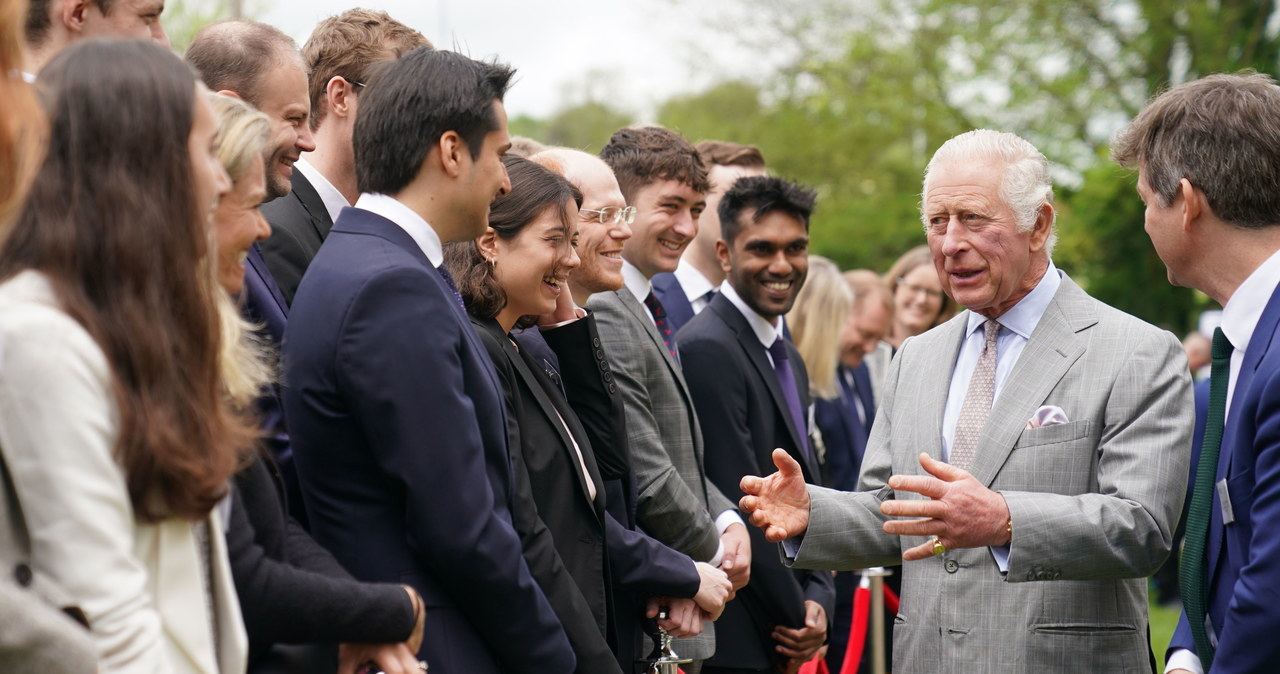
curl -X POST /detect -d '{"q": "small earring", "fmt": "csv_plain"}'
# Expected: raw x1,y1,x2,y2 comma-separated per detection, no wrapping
485,256,496,267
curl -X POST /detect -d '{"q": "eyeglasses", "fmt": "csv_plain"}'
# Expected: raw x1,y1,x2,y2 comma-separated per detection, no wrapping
326,78,366,93
895,277,944,301
580,206,636,226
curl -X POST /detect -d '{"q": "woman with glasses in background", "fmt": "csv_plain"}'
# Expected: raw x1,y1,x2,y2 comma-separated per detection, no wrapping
882,245,957,352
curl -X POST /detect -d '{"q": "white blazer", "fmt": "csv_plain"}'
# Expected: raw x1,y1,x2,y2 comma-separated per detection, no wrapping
0,270,247,674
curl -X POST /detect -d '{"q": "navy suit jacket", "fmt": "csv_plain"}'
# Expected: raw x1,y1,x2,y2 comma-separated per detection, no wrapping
259,170,334,307
1170,281,1280,673
241,243,308,525
650,272,696,337
281,206,573,673
815,363,876,492
678,293,836,669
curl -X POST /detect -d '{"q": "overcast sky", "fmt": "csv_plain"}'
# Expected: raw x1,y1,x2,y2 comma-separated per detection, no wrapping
259,0,765,121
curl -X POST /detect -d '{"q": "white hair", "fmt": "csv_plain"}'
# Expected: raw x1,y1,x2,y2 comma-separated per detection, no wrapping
920,129,1057,256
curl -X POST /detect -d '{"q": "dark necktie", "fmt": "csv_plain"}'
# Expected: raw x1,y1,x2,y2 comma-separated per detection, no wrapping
768,337,809,460
643,291,677,360
1180,327,1232,671
435,263,466,313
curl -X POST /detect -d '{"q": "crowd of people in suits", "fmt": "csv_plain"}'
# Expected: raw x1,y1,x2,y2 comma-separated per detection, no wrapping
4,2,1280,674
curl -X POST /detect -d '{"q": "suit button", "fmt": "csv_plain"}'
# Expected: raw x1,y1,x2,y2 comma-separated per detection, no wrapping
944,559,959,573
607,383,616,394
595,349,605,361
603,371,613,383
13,563,33,587
599,360,609,371
592,337,601,348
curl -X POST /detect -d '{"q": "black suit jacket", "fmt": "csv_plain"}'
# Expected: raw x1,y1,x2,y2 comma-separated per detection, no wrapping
281,206,573,674
514,316,702,671
227,454,412,664
677,292,836,670
815,363,876,492
259,169,334,307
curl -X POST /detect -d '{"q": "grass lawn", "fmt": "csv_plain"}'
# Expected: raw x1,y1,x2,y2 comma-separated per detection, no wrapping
1149,596,1181,670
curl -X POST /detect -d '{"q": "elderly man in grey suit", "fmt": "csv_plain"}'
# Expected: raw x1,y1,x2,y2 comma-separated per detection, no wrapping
741,129,1192,673
589,126,753,669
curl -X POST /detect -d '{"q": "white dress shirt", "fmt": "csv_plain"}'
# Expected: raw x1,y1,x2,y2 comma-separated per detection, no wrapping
674,260,718,315
294,157,350,226
353,193,444,267
1165,246,1280,674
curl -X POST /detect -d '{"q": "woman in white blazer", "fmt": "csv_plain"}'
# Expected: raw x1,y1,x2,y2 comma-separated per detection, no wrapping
0,40,256,674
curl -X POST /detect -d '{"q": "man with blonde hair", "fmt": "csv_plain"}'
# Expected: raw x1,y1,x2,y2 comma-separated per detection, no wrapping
260,9,431,305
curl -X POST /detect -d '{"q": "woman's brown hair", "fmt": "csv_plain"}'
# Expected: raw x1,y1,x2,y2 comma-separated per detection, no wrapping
444,154,581,328
0,40,255,522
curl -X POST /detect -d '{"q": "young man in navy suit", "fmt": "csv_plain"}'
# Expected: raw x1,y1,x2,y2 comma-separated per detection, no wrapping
1115,73,1280,674
679,176,834,673
281,48,574,673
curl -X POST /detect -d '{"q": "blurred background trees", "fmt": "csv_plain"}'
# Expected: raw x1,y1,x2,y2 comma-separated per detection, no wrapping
513,0,1280,331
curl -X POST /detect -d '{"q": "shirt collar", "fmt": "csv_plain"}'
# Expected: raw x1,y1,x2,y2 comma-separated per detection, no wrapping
1221,247,1280,356
353,192,443,267
621,259,652,305
673,259,716,302
965,260,1061,339
719,281,785,348
294,157,349,225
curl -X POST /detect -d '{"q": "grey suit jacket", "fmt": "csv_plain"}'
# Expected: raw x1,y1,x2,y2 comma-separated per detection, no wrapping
588,287,738,661
791,274,1192,673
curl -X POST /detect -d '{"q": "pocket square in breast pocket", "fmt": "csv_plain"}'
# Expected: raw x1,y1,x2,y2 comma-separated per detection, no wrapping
1026,405,1069,429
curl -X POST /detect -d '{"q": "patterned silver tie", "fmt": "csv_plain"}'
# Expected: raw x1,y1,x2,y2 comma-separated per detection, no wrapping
950,319,1001,471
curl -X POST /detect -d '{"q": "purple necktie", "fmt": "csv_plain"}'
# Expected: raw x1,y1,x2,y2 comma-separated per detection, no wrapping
435,264,466,312
768,337,809,459
644,291,677,360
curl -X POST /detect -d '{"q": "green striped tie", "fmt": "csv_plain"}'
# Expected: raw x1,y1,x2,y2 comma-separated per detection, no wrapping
1180,327,1232,671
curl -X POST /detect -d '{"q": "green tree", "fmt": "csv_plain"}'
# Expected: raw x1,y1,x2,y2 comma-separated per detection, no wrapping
668,0,1279,330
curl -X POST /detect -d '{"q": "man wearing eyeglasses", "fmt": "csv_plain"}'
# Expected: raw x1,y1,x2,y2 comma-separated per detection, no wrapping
587,127,756,671
652,141,766,336
260,9,430,307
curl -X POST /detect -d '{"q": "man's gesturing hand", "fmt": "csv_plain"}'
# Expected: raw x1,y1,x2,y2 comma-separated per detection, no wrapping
740,449,811,543
880,453,1011,561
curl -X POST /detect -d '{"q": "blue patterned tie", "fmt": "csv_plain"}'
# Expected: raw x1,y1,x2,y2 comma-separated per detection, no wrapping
1181,327,1232,671
769,337,809,460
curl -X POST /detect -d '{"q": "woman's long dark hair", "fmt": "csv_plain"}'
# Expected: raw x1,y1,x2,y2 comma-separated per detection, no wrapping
0,40,255,522
444,154,581,326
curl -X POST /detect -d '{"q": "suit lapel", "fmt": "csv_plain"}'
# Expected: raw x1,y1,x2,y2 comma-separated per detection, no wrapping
611,287,707,467
290,169,335,240
338,208,512,452
918,315,967,466
502,327,605,516
966,276,1094,488
707,297,817,481
1209,279,1280,581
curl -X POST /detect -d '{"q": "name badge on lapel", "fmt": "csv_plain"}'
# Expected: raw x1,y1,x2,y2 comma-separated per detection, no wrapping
1216,478,1235,525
